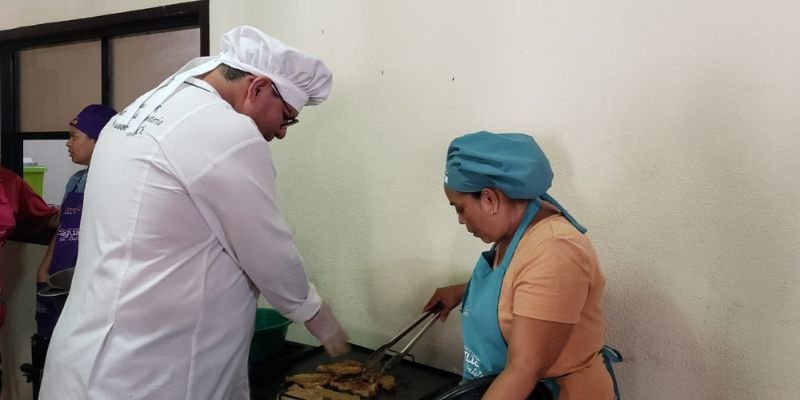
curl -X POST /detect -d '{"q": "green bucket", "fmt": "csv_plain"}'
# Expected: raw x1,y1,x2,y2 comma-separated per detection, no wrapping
249,308,292,364
23,165,47,197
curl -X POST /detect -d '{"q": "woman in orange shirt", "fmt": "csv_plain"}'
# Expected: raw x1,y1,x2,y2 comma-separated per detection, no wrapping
424,131,621,400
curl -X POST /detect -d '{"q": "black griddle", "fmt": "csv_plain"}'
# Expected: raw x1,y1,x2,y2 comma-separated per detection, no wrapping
249,342,552,400
249,342,460,400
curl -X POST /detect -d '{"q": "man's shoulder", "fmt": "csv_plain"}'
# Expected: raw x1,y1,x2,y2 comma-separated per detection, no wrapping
113,84,255,142
165,107,260,154
156,99,264,183
163,92,258,142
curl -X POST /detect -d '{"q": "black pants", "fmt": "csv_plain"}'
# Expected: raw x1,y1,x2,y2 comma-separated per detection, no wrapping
20,334,49,399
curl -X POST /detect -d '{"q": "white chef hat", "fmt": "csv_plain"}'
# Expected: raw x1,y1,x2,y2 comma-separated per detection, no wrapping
218,26,332,112
115,25,332,135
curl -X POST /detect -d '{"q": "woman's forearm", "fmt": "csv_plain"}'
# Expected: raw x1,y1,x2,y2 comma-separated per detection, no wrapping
36,236,57,282
482,366,541,400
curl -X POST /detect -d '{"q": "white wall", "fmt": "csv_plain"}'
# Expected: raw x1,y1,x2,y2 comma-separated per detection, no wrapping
213,1,800,399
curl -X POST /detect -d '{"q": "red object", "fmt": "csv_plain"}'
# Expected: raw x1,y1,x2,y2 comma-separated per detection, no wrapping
0,166,59,328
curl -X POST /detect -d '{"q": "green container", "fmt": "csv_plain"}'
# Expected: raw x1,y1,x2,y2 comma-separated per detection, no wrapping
249,308,292,364
23,165,48,197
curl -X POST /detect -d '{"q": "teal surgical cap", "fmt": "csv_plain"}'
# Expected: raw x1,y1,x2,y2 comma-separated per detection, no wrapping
444,131,587,233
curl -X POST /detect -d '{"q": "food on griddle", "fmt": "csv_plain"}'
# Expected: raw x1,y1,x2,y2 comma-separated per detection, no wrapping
329,379,378,398
284,384,360,400
315,360,364,377
359,371,396,391
377,375,396,391
283,384,322,400
286,373,331,388
284,359,396,399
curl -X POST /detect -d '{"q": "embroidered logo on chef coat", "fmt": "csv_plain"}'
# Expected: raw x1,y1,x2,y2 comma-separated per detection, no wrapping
113,110,166,137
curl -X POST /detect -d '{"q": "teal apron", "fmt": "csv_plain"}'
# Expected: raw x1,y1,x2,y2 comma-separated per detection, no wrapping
460,198,622,399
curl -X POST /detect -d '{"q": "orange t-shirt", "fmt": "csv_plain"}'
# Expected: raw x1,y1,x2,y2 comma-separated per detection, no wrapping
497,214,614,400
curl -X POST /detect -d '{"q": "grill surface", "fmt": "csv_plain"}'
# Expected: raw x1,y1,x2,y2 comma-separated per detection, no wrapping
249,343,461,400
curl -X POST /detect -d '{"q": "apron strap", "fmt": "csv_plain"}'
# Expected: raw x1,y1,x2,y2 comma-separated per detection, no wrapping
539,193,587,234
539,346,623,400
539,377,561,399
600,345,623,400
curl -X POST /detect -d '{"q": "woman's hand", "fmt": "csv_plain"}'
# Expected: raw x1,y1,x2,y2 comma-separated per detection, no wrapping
48,212,60,229
423,283,467,321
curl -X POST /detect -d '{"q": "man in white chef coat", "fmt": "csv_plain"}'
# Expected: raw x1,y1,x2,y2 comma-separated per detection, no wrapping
39,25,348,400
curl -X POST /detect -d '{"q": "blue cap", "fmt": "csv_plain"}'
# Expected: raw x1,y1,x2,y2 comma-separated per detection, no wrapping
444,131,586,233
444,131,552,199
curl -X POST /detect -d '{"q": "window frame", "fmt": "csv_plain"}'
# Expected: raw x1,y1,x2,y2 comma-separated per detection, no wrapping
0,1,208,243
0,0,209,172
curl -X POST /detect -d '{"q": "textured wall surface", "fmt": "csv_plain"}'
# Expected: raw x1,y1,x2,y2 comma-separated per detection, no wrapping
1,1,798,399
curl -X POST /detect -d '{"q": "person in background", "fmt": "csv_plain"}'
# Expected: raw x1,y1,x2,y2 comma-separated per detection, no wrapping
0,166,59,327
0,165,59,393
40,25,348,400
424,131,621,400
34,104,117,339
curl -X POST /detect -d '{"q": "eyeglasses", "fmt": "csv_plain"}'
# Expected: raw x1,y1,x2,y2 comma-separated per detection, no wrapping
270,83,300,128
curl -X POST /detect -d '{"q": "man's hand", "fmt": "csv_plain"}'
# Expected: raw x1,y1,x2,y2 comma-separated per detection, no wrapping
423,283,467,322
305,303,350,357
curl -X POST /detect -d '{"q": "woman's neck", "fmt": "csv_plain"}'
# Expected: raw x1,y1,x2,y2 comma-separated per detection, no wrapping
494,200,531,264
494,200,560,265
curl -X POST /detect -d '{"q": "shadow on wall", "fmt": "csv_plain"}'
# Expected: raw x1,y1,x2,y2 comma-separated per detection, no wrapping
535,135,713,399
604,267,708,399
532,131,708,398
590,62,800,399
362,257,466,375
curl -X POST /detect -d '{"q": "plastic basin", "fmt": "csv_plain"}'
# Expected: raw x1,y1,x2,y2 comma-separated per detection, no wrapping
23,165,47,197
249,308,292,364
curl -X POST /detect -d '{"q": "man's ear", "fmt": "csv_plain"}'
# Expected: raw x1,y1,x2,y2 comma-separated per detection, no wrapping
247,76,270,100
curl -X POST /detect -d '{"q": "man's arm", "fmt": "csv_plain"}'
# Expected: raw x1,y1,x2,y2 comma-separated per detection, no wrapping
186,135,347,355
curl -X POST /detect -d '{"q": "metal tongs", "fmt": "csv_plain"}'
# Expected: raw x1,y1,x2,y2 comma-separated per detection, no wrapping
364,302,444,375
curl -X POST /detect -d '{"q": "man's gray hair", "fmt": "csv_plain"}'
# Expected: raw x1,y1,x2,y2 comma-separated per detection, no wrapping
217,64,251,81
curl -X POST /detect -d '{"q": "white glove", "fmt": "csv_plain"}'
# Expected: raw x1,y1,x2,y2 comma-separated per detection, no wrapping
305,303,349,357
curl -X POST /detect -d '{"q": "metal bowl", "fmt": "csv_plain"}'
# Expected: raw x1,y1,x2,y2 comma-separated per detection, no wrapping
48,268,74,290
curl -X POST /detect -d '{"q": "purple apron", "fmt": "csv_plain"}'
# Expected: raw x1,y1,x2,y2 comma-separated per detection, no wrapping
35,188,83,336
